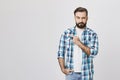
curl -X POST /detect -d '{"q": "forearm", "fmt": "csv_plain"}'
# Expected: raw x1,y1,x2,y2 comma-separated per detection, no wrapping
58,58,65,71
77,41,91,56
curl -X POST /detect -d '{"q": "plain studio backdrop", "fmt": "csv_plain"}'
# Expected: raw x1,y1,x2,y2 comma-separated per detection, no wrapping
0,0,120,80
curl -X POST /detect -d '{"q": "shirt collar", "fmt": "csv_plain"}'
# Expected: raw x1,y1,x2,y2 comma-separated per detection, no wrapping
73,26,87,35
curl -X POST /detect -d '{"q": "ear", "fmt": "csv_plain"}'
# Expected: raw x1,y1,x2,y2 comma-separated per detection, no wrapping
86,16,88,21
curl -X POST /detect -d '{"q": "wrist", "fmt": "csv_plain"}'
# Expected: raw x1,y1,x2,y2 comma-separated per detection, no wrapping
61,68,65,72
76,40,81,46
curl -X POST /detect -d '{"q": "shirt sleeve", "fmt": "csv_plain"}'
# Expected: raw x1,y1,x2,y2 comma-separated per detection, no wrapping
89,33,99,58
57,32,66,59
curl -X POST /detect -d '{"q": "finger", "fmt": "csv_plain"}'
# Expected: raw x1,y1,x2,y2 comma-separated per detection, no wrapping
69,69,74,72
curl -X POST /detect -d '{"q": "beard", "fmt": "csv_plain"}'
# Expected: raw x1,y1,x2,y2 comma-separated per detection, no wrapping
76,22,86,29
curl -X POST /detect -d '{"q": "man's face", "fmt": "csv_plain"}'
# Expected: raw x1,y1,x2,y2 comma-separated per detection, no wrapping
74,11,88,29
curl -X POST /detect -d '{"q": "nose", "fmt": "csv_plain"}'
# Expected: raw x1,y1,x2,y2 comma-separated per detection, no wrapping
79,18,83,23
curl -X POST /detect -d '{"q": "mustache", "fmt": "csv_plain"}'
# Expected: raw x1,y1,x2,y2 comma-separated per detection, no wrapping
78,22,84,25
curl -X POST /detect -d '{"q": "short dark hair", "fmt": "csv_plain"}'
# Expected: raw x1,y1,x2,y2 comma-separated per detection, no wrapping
74,7,88,16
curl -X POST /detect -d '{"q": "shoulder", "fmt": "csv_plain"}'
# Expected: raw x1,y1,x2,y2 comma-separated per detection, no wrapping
86,27,98,36
63,27,74,35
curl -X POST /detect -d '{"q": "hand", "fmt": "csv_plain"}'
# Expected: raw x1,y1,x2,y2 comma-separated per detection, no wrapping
73,36,80,45
62,69,74,75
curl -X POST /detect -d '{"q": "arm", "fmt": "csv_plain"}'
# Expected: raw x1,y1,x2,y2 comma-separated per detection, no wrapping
58,58,66,74
89,33,99,58
73,33,99,57
58,58,73,74
73,36,91,56
57,33,73,74
57,33,66,74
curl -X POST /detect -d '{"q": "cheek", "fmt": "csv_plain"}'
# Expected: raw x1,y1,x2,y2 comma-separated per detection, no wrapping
75,19,80,24
75,18,78,22
75,17,79,22
83,20,87,23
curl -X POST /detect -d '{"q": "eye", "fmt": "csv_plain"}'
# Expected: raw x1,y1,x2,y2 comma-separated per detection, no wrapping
82,17,86,19
76,16,80,19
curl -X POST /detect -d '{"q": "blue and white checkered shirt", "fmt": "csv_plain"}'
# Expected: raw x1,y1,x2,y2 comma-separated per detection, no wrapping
57,26,99,80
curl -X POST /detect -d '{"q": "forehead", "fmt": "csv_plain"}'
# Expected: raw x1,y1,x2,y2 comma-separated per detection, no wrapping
74,12,87,17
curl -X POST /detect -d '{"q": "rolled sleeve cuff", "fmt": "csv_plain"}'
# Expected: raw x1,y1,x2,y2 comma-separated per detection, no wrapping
57,51,65,59
89,48,98,58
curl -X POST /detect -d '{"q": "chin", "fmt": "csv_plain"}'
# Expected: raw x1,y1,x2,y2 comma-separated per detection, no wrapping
77,26,86,29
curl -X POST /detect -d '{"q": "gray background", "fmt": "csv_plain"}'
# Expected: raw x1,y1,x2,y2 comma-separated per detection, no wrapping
0,0,120,80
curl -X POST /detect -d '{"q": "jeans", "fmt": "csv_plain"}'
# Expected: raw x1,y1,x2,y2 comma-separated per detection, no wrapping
65,72,82,80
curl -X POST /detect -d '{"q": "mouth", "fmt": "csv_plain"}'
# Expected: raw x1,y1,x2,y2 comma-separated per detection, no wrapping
78,22,84,25
78,23,84,26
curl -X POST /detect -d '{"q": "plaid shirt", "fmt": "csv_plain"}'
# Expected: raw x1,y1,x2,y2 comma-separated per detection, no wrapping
57,26,99,80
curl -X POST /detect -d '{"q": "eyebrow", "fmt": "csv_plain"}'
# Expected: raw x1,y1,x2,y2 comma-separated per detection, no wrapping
76,16,86,18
